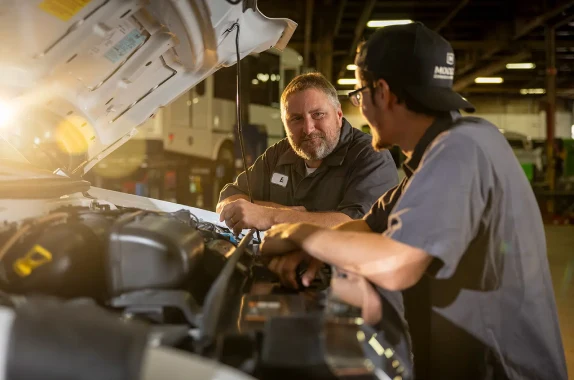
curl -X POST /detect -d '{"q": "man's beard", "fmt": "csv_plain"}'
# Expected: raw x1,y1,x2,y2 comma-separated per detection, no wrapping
370,125,392,151
288,129,341,161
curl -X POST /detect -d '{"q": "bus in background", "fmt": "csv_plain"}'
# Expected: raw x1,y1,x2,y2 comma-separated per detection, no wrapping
163,46,302,156
89,47,303,210
162,46,303,203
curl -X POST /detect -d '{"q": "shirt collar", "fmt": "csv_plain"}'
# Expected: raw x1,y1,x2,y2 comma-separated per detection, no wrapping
277,117,354,167
402,111,461,178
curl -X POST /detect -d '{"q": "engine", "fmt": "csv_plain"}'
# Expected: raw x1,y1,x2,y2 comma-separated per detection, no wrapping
0,203,412,380
0,205,253,320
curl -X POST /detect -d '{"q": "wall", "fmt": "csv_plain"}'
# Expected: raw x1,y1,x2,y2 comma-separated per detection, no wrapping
341,95,574,140
462,95,573,140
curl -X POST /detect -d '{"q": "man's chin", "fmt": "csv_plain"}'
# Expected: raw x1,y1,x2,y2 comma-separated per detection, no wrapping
373,139,392,151
298,143,325,159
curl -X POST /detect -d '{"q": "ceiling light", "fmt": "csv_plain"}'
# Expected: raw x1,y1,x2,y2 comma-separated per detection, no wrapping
367,20,413,28
337,78,358,85
506,63,536,69
520,88,546,95
474,77,504,84
346,64,357,70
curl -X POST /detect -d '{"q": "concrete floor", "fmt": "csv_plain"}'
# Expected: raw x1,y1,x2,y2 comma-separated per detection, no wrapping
546,225,574,378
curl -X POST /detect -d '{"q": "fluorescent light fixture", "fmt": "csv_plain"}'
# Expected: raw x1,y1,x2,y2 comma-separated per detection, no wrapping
346,64,358,70
367,20,413,28
337,78,358,85
519,88,546,95
506,62,536,69
474,77,504,84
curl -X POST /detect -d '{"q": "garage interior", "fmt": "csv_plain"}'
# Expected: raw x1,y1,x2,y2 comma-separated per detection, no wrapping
259,0,574,374
72,0,574,376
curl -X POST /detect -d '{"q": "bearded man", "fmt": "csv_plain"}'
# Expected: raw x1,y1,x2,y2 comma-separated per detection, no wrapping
217,72,398,242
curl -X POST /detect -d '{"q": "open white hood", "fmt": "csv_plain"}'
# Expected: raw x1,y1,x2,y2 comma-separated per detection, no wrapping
0,0,296,175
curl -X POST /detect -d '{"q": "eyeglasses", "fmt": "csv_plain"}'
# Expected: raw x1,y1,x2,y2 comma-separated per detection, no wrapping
347,86,369,107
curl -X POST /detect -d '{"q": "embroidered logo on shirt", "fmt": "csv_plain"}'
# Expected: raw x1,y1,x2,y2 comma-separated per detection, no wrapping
271,173,288,187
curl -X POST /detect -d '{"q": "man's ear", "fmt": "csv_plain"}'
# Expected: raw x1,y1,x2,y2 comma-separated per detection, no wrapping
336,106,343,124
375,78,394,109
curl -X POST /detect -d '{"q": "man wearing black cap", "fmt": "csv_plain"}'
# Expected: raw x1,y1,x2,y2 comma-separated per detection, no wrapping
260,22,567,379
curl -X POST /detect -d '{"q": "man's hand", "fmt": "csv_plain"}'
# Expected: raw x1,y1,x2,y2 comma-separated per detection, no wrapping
216,195,248,214
260,222,322,256
260,223,325,289
219,199,277,235
267,251,324,289
330,268,382,325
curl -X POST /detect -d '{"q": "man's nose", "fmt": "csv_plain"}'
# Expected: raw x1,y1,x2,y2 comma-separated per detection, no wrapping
302,117,315,135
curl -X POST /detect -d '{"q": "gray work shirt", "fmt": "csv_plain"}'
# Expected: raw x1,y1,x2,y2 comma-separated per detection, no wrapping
365,112,567,379
219,118,399,219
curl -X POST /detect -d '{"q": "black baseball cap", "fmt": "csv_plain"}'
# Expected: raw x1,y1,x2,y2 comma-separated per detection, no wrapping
356,22,475,113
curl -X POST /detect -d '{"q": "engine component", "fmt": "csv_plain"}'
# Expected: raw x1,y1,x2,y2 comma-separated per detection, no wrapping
197,230,255,354
0,212,111,301
6,297,149,380
259,315,334,379
107,211,204,296
110,289,201,326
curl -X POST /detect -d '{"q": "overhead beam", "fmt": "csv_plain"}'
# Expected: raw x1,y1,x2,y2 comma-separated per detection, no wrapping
456,0,574,77
452,40,574,50
372,0,500,7
435,0,469,33
292,40,574,52
333,0,347,38
304,0,314,66
336,0,377,80
459,87,574,97
453,50,531,92
554,12,574,29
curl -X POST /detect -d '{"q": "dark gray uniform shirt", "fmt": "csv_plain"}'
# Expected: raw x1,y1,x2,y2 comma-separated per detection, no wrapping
365,112,567,379
219,118,399,219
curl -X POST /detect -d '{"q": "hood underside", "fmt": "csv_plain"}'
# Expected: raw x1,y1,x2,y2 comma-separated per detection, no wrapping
0,0,296,176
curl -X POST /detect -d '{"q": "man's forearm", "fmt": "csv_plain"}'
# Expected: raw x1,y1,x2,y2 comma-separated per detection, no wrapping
291,227,432,291
271,209,352,228
333,219,372,232
217,194,299,213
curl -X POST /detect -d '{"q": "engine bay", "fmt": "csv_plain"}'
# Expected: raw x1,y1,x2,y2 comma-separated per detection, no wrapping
0,201,411,380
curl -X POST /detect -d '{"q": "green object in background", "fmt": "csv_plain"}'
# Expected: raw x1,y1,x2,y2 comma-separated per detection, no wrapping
521,163,534,182
563,139,574,178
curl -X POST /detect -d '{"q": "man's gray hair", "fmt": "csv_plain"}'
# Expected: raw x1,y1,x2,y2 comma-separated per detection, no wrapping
280,72,341,121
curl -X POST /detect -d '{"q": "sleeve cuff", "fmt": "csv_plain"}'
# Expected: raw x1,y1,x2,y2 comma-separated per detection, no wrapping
218,184,248,203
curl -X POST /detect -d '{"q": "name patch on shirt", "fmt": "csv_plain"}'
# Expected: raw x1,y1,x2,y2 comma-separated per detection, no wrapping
271,172,289,187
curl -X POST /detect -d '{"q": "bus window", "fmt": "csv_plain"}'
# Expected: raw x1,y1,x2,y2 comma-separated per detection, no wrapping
213,66,236,101
250,52,280,107
283,68,296,88
196,80,205,96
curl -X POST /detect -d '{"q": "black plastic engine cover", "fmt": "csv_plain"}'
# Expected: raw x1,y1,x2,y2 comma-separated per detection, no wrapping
7,297,149,380
0,213,110,301
107,212,204,296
